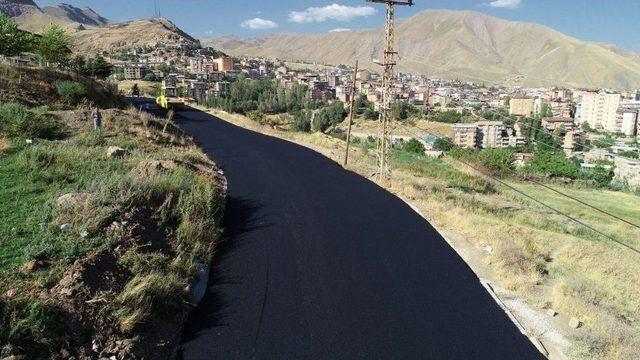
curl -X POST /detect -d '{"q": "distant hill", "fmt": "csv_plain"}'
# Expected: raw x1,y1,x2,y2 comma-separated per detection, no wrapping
71,18,200,52
42,3,109,27
0,0,39,17
1,0,198,52
205,9,640,89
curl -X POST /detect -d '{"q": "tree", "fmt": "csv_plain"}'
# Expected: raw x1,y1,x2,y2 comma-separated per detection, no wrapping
85,55,112,79
143,73,157,82
402,139,426,155
292,111,311,132
70,55,86,75
0,14,33,57
525,151,579,179
35,25,71,64
131,83,140,96
478,148,515,176
434,137,455,151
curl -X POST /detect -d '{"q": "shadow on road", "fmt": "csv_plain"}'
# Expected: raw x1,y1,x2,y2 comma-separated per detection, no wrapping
176,196,271,357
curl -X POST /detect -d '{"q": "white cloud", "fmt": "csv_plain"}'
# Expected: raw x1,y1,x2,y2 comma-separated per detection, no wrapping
241,18,278,30
289,3,377,24
488,0,522,8
329,28,351,33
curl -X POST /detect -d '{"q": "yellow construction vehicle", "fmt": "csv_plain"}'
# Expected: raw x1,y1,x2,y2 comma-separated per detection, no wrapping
156,86,184,110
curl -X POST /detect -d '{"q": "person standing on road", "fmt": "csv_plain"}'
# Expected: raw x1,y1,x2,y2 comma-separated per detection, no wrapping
92,107,102,133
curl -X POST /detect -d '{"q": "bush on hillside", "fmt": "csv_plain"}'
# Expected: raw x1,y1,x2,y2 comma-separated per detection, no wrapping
434,137,455,151
522,151,579,179
0,103,66,139
55,80,87,105
402,139,426,155
292,111,311,132
478,148,515,176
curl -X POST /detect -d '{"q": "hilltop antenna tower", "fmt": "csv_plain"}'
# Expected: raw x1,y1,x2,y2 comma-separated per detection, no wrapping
153,0,161,18
367,0,414,181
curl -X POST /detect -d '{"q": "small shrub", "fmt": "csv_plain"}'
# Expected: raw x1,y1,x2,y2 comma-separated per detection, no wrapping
402,139,426,155
292,111,311,132
478,148,515,176
433,137,455,151
0,102,67,139
55,80,87,104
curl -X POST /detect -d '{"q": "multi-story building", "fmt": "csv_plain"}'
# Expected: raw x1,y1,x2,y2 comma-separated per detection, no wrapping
476,121,506,148
452,121,524,149
124,65,145,80
575,91,621,131
509,96,535,116
616,108,638,136
451,124,478,149
214,56,234,72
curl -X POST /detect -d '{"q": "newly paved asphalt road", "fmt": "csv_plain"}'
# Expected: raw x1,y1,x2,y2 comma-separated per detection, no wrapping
133,100,543,359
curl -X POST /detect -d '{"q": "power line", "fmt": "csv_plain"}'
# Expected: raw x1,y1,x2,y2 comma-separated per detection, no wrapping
456,158,640,255
405,121,640,229
392,122,640,255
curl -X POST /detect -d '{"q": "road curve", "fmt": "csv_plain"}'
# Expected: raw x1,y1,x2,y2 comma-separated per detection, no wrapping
133,100,543,360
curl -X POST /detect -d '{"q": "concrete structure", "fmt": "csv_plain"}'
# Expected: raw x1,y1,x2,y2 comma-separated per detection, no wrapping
356,69,371,82
575,91,621,131
451,124,478,149
452,121,524,149
616,109,638,136
215,56,234,72
124,65,145,80
614,157,640,190
542,117,576,131
509,97,535,116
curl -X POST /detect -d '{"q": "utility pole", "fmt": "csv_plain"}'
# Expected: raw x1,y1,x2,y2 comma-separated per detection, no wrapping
367,0,414,181
343,60,359,167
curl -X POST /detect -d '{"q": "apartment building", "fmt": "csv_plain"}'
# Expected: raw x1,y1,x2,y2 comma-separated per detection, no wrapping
123,65,145,80
452,121,523,149
451,124,478,149
616,108,638,136
509,97,535,116
214,56,234,72
575,91,621,131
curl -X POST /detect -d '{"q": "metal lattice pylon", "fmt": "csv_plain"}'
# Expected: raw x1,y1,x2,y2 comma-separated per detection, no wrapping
368,0,414,181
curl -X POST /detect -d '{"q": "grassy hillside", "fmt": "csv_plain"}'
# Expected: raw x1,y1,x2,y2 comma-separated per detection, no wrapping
207,9,640,89
0,64,123,108
0,67,225,359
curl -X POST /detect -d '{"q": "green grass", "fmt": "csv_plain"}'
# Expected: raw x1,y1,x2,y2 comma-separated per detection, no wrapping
0,108,223,358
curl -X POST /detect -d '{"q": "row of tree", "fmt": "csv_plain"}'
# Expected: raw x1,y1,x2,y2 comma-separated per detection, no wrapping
1,14,70,64
0,14,113,79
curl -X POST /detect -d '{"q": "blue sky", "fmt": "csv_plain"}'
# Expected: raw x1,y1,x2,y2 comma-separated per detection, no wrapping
37,0,640,51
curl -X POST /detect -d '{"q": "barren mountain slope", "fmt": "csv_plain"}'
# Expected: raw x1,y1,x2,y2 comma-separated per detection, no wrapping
206,10,640,89
42,3,109,27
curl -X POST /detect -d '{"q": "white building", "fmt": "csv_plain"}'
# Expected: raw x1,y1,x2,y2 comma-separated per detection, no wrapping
575,91,621,132
616,109,638,136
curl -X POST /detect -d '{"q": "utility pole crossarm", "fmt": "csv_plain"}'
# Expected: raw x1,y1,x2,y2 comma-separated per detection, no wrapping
367,0,414,5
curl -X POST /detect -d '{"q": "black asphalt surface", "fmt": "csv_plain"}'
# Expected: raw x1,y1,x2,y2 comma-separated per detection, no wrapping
132,99,544,360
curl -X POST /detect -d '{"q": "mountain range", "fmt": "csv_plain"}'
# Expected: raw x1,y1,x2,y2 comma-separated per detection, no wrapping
0,0,198,51
2,1,640,89
205,10,640,90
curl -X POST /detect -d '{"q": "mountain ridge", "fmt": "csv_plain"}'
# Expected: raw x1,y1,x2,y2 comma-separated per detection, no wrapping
41,3,109,27
1,0,199,51
204,9,640,89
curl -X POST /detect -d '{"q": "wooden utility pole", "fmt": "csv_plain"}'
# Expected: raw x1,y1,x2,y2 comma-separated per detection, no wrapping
343,60,359,167
367,0,414,181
